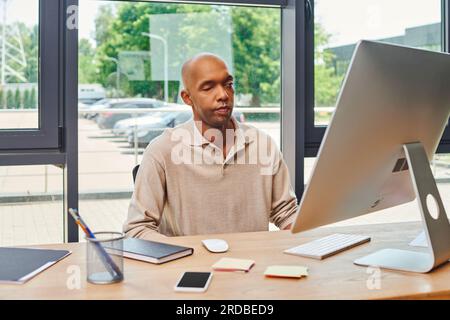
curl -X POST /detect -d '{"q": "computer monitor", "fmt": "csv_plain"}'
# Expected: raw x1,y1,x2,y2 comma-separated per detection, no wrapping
291,40,450,273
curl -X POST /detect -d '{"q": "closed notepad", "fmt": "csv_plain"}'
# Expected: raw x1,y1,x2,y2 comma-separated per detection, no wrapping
120,238,193,264
212,257,255,272
0,247,71,284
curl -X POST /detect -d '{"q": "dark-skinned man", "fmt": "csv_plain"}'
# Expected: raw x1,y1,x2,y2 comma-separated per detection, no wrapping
124,53,297,239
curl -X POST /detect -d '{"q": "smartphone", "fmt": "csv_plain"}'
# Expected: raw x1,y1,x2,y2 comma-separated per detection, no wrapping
174,272,213,292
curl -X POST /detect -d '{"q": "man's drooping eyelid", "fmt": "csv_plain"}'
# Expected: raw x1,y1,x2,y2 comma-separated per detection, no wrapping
199,75,233,90
199,81,215,90
224,76,234,87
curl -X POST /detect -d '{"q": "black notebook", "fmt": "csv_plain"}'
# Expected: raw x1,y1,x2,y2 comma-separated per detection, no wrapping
0,247,71,284
120,238,193,264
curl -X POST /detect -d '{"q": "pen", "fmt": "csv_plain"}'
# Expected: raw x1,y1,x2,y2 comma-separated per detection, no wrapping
68,208,123,279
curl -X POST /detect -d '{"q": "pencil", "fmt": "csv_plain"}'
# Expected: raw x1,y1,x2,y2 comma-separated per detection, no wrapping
68,208,123,279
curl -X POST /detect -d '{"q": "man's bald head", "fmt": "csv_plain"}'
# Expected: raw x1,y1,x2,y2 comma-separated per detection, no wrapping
180,53,235,129
181,53,229,91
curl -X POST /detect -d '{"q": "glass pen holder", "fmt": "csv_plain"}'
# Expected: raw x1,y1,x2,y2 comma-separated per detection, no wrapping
85,231,125,284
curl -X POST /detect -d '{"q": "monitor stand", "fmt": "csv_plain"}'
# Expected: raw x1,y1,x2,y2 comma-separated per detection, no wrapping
354,142,450,273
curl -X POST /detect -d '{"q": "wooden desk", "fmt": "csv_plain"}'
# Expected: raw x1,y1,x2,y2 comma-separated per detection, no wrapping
1,222,449,300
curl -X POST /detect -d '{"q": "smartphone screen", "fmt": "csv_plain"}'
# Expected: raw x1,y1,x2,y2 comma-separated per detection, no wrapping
175,272,212,291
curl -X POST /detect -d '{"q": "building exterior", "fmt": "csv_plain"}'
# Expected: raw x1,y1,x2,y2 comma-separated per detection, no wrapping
328,23,441,76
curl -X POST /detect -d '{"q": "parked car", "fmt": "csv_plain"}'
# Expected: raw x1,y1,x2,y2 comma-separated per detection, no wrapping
78,102,90,118
82,98,116,119
123,109,245,148
115,108,245,136
78,84,106,105
96,98,165,129
113,111,172,136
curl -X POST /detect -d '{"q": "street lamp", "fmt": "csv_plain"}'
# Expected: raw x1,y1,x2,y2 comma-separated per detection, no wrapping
142,32,169,103
105,56,120,98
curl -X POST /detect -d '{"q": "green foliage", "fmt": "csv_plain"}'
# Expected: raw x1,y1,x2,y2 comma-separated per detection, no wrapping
0,2,343,111
77,2,341,108
14,88,21,109
23,89,31,109
314,21,343,107
84,3,281,106
30,87,37,109
21,24,39,83
78,39,98,84
0,89,3,109
94,4,115,46
0,23,38,84
232,8,281,106
93,3,205,100
6,90,14,109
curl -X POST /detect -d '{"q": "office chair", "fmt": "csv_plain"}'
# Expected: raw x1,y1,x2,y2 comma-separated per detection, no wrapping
132,164,140,183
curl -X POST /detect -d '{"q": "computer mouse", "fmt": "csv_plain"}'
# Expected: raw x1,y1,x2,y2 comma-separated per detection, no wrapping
201,239,229,253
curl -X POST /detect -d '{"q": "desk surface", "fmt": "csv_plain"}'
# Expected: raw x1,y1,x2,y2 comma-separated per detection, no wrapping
1,222,449,300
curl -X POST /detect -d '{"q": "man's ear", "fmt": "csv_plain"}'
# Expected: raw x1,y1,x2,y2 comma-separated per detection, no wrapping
180,90,193,107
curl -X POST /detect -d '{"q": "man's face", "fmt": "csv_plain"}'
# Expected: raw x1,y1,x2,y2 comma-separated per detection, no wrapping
182,58,234,128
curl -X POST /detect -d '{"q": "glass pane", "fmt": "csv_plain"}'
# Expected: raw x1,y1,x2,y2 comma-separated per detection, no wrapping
314,0,442,126
0,0,39,129
0,165,63,246
78,0,282,236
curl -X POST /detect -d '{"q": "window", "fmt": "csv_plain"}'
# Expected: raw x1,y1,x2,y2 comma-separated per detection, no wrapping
302,0,450,227
0,165,64,246
0,0,61,150
0,1,39,129
0,1,75,243
77,0,282,237
314,0,443,126
306,0,445,154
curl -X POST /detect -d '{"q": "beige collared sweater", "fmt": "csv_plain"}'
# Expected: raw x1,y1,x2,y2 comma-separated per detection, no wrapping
123,118,298,238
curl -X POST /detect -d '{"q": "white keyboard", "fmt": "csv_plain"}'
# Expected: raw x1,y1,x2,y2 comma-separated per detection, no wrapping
284,234,371,260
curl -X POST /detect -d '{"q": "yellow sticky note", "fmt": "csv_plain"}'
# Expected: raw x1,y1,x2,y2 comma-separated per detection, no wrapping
212,257,255,272
264,265,309,279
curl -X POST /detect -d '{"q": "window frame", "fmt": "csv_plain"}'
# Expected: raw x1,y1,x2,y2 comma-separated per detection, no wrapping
0,0,311,242
439,0,450,153
134,0,286,7
0,0,79,243
68,0,298,241
7,0,447,242
304,0,450,156
0,0,61,150
73,0,295,242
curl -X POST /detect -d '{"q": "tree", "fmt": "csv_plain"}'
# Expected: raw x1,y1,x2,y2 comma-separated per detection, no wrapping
93,3,281,106
94,3,205,100
30,87,37,109
79,39,98,84
94,4,115,47
0,23,38,84
21,24,39,84
14,88,21,109
232,8,281,106
314,20,343,107
6,90,14,109
0,89,3,109
23,89,30,109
